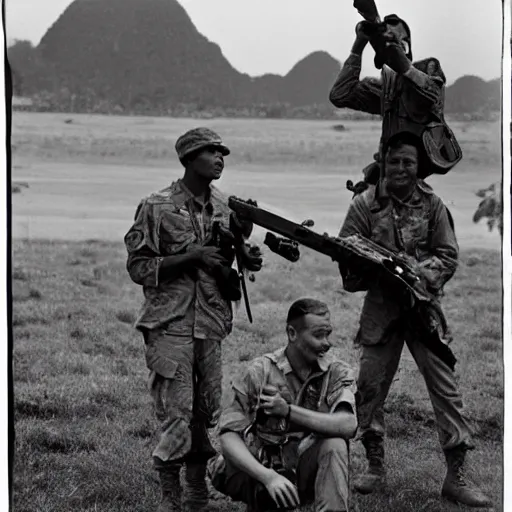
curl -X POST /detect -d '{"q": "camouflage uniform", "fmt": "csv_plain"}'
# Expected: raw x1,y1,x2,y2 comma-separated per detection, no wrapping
338,179,472,444
209,346,357,511
329,32,456,184
338,179,492,507
126,178,234,466
124,128,240,510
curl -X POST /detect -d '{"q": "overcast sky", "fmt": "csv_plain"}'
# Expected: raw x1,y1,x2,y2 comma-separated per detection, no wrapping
6,0,505,84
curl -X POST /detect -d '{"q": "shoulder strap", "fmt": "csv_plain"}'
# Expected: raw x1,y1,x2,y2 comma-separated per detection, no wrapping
255,356,273,409
316,365,333,410
243,355,273,439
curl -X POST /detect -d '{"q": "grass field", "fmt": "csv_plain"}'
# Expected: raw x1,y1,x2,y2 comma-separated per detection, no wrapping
11,112,503,511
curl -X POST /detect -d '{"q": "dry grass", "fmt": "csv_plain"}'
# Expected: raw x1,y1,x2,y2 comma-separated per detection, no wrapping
12,240,502,512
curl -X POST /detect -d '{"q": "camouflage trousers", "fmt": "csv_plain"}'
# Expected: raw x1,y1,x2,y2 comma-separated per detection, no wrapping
211,437,350,511
356,327,473,451
143,328,223,468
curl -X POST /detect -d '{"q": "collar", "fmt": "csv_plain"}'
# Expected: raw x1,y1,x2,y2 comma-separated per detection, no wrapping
375,178,432,206
265,346,329,376
175,179,214,212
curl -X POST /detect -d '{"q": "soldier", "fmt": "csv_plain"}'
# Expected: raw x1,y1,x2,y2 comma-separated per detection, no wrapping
337,130,492,508
329,13,462,192
124,127,263,512
209,298,357,512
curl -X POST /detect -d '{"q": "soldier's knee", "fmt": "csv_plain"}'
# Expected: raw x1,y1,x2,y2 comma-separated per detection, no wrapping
318,438,349,459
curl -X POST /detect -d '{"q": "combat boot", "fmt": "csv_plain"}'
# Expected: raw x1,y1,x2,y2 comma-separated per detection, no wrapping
441,445,492,508
353,435,386,494
156,464,182,512
183,461,209,511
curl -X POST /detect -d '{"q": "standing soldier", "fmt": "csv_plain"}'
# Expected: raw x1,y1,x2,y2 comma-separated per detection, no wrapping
329,12,462,192
124,128,263,512
337,130,492,508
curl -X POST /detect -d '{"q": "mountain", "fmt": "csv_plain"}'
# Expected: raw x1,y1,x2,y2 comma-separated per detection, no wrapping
7,0,501,116
35,0,252,109
444,75,501,114
281,51,341,106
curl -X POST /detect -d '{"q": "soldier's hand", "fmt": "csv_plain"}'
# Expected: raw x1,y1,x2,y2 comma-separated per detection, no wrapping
195,246,228,271
259,390,289,418
216,224,235,244
417,260,442,289
355,21,373,40
384,41,412,74
262,470,300,509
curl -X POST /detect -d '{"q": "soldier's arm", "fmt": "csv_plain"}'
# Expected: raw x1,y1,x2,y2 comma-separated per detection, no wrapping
329,36,382,114
401,58,445,110
218,363,287,488
286,405,357,439
220,432,277,483
337,194,374,290
124,200,203,286
339,194,373,238
260,364,357,439
418,198,459,291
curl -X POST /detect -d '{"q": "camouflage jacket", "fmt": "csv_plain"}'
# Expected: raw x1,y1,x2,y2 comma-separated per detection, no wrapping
124,179,234,340
217,346,356,464
329,53,446,151
338,180,458,345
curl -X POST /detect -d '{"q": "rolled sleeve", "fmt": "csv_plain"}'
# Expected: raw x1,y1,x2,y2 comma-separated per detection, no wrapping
218,361,266,435
338,193,373,291
124,200,163,287
326,365,357,415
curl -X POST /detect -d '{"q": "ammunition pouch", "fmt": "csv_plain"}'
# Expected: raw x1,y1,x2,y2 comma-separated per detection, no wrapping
422,121,463,176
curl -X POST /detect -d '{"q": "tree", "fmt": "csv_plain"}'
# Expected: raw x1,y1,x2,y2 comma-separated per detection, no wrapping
472,182,503,237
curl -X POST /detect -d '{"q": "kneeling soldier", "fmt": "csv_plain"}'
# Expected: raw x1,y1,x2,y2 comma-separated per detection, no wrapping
210,298,357,512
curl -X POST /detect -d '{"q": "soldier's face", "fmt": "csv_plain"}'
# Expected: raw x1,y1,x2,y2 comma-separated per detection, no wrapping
384,21,409,54
288,313,333,366
384,143,419,190
189,146,225,181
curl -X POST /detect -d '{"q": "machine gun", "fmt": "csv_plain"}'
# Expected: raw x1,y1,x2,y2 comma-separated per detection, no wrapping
228,195,457,370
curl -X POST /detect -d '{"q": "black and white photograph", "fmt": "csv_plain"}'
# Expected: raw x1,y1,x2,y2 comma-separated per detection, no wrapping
6,0,508,511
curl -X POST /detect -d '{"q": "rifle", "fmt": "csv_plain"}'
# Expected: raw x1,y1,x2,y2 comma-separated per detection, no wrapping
230,214,254,323
228,196,457,370
210,217,254,323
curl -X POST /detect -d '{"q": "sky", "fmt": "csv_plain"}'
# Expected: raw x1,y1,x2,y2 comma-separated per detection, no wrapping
5,0,505,85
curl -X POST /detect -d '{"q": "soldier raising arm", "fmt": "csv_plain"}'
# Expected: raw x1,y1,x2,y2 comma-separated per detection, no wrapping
329,15,455,187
